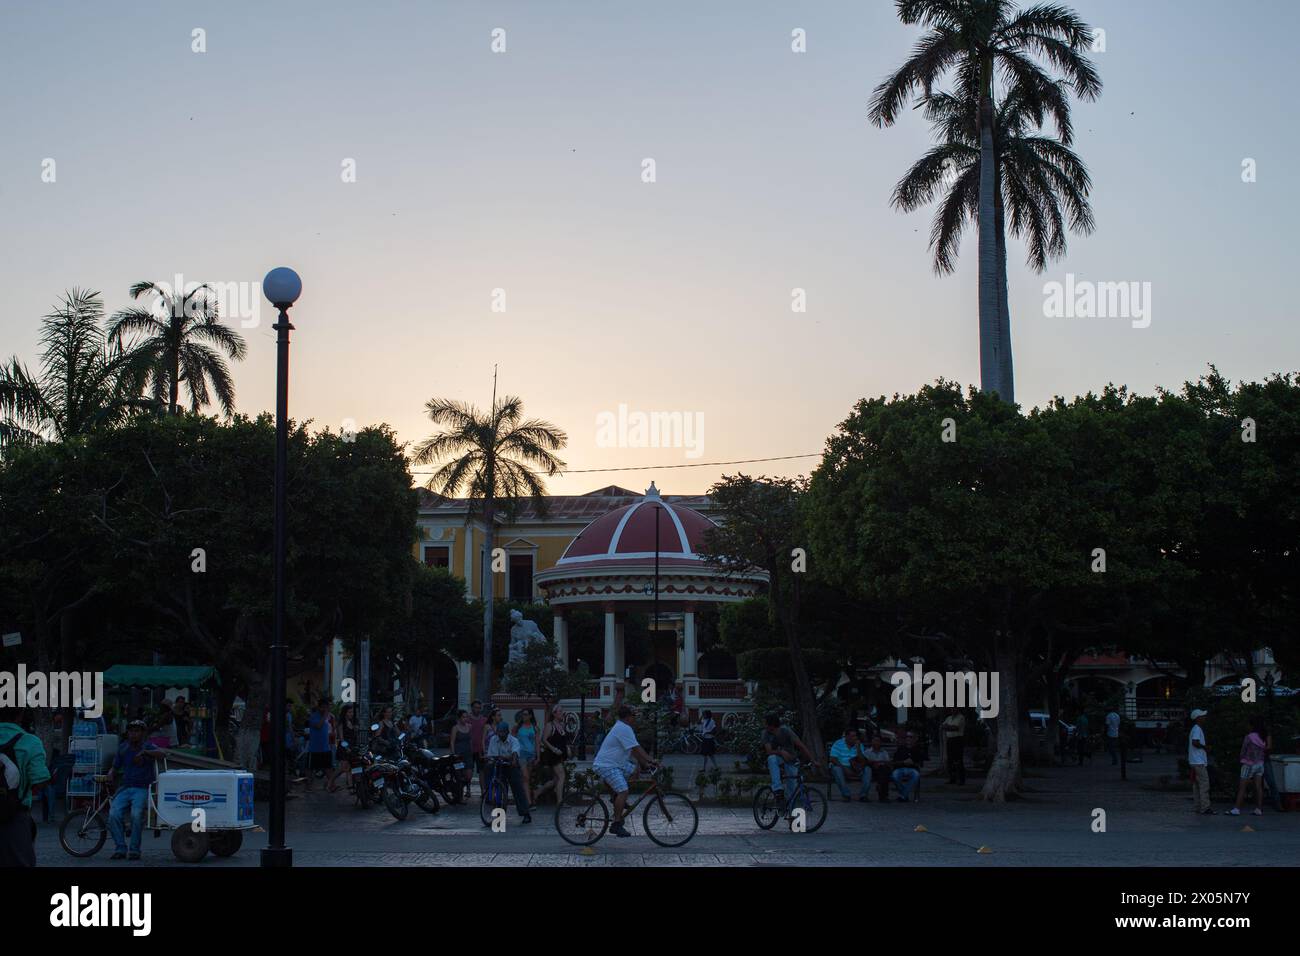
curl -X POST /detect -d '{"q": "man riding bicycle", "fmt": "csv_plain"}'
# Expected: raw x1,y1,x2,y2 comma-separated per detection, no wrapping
761,712,821,801
591,705,656,838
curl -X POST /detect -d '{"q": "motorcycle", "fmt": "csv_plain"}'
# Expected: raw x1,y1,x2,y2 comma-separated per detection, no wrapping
404,743,468,806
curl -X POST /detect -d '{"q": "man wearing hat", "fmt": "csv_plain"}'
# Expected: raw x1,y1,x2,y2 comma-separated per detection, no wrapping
1188,709,1213,815
108,719,166,859
485,721,532,824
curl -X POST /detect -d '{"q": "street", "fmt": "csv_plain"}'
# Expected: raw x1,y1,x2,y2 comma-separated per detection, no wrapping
34,753,1300,867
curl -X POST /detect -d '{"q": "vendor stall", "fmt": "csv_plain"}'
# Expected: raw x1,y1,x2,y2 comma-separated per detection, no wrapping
101,665,222,758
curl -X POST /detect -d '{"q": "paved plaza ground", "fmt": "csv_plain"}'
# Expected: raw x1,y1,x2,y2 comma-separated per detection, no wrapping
35,752,1300,867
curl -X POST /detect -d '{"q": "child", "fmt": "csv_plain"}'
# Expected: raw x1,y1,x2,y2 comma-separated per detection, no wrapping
1228,717,1268,816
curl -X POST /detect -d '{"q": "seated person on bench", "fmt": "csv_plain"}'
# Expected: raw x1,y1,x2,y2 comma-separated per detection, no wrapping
890,731,923,802
829,728,870,801
860,734,894,802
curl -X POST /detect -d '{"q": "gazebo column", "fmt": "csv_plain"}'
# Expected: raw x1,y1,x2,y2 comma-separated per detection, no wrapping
603,605,617,678
682,605,698,678
553,611,569,669
613,613,626,680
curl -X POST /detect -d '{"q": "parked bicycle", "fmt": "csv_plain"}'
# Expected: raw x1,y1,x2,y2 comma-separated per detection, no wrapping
554,765,698,847
753,760,828,833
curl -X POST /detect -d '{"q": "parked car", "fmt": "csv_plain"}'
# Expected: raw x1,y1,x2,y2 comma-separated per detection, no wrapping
1028,711,1076,741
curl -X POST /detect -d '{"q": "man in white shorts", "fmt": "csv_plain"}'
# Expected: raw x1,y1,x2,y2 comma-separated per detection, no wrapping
591,705,656,837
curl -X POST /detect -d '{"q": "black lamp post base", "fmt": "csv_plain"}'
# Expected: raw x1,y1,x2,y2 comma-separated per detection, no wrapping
261,846,294,868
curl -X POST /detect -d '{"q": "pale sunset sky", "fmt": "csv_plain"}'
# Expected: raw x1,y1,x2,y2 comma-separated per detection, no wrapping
2,1,1296,494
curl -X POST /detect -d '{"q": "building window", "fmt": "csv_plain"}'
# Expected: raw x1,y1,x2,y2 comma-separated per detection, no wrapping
423,546,450,568
508,553,534,601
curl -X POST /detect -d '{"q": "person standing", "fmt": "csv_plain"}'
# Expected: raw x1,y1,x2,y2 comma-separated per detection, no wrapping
172,696,191,748
327,703,359,793
108,720,166,860
698,709,719,774
467,700,487,796
0,708,51,867
942,708,966,785
514,709,538,806
1104,707,1121,766
449,710,475,791
1075,711,1091,765
1228,717,1268,816
533,704,570,805
1188,708,1213,815
304,696,334,791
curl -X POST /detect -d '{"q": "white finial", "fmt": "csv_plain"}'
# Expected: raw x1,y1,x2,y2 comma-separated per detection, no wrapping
645,481,660,498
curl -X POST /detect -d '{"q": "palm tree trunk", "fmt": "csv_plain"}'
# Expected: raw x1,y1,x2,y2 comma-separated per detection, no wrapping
994,182,1015,406
169,316,181,416
481,500,496,699
977,71,1004,401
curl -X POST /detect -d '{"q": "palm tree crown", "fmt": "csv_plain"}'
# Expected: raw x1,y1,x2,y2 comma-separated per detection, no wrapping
412,394,567,696
870,0,1101,405
0,289,146,453
892,78,1095,275
107,281,248,416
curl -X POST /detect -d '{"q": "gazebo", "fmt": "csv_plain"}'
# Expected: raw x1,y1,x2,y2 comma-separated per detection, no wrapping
534,482,767,714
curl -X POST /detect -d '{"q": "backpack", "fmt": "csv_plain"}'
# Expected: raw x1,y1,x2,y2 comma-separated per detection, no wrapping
0,734,25,824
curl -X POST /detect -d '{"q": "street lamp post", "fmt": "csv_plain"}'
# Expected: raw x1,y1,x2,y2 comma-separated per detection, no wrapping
261,267,301,869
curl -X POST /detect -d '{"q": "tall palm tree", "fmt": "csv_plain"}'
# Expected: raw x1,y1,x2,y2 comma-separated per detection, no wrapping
870,0,1101,404
412,394,566,697
891,78,1096,402
106,281,247,416
0,288,147,454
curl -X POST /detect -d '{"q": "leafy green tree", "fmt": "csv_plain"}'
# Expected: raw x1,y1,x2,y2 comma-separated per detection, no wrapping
501,639,593,714
107,281,247,416
870,0,1101,403
412,394,566,697
805,381,1215,799
700,474,825,759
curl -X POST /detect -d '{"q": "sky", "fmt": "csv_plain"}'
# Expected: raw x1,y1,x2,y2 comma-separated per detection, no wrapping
2,1,1297,495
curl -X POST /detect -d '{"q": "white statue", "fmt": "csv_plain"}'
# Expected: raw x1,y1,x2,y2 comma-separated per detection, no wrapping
508,609,546,664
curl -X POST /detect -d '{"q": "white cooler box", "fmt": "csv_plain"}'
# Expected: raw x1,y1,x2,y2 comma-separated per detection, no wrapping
156,770,255,828
1271,755,1300,793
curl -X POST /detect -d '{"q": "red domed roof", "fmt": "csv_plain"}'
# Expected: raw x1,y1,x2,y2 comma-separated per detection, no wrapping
558,482,716,565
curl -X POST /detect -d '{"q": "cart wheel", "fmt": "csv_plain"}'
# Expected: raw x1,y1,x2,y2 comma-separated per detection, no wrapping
209,831,243,857
171,823,211,863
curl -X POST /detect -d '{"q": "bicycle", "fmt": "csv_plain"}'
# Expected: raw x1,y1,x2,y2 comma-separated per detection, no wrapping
662,728,704,755
554,765,698,848
480,757,515,827
59,774,115,857
753,760,828,833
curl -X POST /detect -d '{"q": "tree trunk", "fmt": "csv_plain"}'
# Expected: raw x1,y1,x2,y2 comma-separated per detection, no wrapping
980,638,1022,801
481,500,496,699
994,181,1015,406
775,575,824,760
977,73,1004,400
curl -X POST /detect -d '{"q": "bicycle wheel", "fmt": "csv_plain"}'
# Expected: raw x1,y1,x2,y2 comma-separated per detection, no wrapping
643,791,698,848
59,810,108,858
792,785,828,833
753,786,781,830
682,734,701,756
554,791,609,846
480,783,508,827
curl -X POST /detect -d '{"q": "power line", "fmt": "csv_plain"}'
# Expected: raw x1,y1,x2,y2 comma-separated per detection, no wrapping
408,453,821,476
